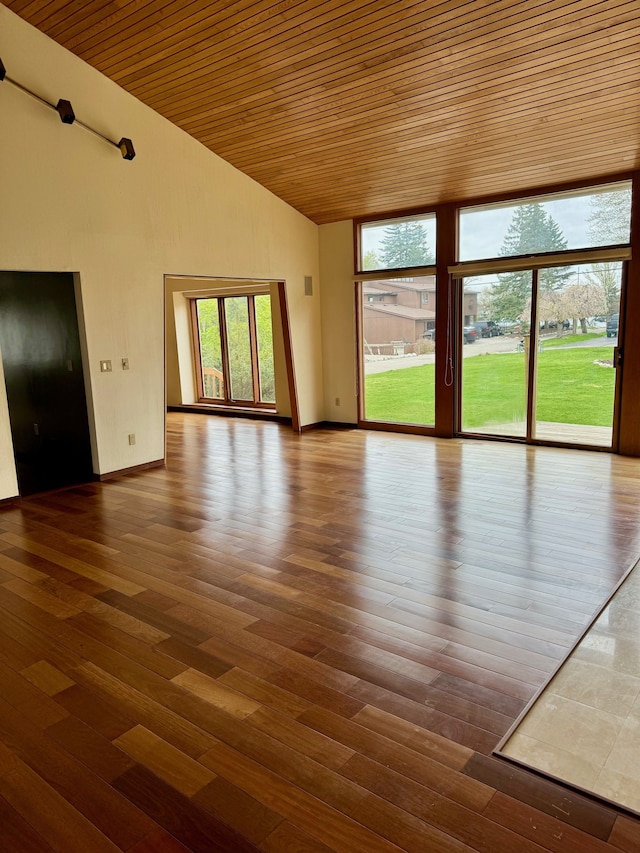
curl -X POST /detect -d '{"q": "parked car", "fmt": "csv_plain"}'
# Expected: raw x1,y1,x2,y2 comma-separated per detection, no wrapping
606,313,619,337
473,320,503,338
424,327,475,343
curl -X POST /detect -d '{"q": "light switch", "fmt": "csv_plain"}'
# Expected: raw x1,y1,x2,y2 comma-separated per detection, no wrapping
100,360,112,372
122,358,130,370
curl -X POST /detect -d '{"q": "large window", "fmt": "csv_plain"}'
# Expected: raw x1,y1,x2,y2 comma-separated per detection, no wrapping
459,181,632,262
354,180,633,450
455,181,630,449
359,213,437,271
357,210,438,428
359,275,436,427
191,293,275,407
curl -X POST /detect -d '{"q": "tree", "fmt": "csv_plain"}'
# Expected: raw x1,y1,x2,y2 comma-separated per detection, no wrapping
486,273,530,324
587,187,631,245
584,262,622,320
490,204,570,321
537,288,567,330
584,187,631,318
362,249,378,270
379,221,434,269
224,297,256,400
255,294,275,402
561,282,606,334
537,279,606,334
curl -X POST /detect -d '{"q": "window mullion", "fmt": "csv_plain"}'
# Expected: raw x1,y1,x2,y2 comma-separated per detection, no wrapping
247,296,260,403
190,299,206,400
218,298,232,403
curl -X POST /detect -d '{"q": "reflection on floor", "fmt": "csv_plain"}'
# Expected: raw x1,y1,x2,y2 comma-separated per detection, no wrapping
498,559,640,814
469,421,612,446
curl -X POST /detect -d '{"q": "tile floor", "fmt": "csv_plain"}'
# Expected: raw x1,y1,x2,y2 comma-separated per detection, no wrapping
498,559,640,814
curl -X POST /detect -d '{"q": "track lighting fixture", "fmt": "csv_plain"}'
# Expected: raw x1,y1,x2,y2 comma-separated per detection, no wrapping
118,137,135,160
55,99,75,124
0,57,136,160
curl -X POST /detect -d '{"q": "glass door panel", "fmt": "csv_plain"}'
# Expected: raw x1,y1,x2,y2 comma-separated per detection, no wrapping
460,273,531,437
195,298,224,400
534,263,621,447
224,297,253,401
194,293,275,407
255,294,275,403
360,276,436,425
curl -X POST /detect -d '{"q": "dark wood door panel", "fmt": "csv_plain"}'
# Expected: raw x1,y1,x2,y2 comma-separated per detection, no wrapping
0,271,93,495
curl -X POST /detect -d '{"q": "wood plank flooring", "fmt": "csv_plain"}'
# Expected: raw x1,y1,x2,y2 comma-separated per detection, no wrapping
0,411,639,851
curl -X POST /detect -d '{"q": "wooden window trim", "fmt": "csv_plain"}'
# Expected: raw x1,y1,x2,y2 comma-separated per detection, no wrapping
190,294,275,411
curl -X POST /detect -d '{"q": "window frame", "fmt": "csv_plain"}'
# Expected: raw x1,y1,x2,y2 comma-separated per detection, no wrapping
352,173,634,447
355,209,438,275
189,292,276,409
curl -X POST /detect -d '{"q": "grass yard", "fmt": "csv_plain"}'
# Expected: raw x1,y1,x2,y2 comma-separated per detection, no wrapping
540,332,602,348
364,346,616,428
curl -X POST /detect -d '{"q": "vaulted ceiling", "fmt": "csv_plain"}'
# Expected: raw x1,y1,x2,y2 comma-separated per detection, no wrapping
6,1,640,224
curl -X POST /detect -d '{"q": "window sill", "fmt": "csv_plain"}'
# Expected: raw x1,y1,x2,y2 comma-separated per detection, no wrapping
167,404,289,424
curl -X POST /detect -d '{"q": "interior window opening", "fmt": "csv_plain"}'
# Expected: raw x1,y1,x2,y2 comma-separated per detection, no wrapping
192,293,275,408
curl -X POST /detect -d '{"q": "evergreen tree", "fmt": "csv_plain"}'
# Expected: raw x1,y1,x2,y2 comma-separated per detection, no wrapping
489,204,570,321
379,221,434,269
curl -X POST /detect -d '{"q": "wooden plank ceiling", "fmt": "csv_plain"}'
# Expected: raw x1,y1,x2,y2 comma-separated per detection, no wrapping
6,0,640,224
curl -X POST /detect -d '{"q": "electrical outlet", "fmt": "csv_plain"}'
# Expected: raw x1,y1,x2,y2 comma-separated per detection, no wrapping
335,397,341,406
122,358,130,370
128,433,136,446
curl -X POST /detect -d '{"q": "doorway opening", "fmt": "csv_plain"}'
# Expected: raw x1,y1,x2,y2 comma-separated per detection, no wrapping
165,276,300,431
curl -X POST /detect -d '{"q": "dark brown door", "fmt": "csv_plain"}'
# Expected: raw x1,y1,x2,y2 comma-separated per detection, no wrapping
0,272,93,495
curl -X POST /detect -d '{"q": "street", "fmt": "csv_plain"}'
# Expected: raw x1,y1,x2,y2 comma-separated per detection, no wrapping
364,327,615,375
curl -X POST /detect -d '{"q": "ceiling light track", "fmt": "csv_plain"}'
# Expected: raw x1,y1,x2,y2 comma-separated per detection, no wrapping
0,57,135,160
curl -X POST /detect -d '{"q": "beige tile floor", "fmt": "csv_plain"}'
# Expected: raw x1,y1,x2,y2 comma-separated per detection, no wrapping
499,560,640,814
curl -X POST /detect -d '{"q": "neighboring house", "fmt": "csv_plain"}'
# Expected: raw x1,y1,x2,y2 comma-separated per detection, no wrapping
363,302,435,345
363,277,478,344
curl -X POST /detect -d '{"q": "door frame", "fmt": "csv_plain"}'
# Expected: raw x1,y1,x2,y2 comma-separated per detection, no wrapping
454,259,628,452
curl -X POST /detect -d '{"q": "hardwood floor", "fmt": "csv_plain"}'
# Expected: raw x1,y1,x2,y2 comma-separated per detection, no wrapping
0,411,639,851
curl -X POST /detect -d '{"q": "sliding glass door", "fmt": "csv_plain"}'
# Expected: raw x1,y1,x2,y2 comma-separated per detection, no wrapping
460,264,622,448
533,264,621,446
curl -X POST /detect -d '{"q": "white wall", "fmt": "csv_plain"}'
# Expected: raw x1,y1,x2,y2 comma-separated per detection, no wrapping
319,221,358,423
0,6,323,499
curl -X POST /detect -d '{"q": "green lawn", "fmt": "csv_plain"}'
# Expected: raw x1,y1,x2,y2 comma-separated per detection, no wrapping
540,332,602,348
364,346,616,427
